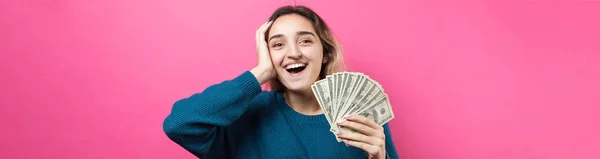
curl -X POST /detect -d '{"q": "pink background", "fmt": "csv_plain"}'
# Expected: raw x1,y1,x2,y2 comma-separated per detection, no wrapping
1,0,599,158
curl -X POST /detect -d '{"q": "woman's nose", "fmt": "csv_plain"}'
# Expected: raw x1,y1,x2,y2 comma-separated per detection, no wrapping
288,45,302,58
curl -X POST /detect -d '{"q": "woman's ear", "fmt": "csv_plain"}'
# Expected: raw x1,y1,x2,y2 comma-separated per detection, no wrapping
322,53,329,63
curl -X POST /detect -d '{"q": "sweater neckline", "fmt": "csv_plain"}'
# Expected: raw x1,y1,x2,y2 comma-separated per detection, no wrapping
275,91,330,126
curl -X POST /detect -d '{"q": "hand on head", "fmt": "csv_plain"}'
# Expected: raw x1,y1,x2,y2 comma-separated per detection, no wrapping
251,21,277,84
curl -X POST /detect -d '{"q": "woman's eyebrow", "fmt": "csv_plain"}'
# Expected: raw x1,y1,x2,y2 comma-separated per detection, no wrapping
297,31,315,37
269,31,315,41
269,34,284,42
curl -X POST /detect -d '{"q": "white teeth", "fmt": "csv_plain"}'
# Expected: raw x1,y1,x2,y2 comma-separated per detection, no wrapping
285,63,306,69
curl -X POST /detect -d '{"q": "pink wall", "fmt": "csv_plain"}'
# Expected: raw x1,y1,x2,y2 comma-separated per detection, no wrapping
1,0,599,158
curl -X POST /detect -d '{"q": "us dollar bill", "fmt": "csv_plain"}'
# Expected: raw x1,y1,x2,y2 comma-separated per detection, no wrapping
354,79,385,115
311,80,333,125
361,94,394,125
335,73,360,131
339,73,366,122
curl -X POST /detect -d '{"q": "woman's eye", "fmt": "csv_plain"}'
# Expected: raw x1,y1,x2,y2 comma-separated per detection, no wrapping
300,40,313,44
272,43,283,47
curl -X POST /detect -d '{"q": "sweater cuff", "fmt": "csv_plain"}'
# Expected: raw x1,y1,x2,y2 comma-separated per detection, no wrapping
232,70,263,101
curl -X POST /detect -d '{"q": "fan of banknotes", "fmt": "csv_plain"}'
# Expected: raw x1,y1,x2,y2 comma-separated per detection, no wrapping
311,72,395,142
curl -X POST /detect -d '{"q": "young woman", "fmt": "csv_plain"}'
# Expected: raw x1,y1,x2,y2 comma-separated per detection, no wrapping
163,5,399,159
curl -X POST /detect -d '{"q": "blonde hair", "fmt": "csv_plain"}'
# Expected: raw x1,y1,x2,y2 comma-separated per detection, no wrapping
265,5,346,91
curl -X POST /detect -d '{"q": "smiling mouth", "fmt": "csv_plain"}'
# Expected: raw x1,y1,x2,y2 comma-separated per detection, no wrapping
285,63,307,74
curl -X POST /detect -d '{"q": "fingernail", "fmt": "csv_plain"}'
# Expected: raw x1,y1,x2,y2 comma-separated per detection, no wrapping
336,120,344,125
343,114,350,119
335,131,342,135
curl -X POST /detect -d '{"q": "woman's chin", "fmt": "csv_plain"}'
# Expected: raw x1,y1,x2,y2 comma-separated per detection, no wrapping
282,83,312,93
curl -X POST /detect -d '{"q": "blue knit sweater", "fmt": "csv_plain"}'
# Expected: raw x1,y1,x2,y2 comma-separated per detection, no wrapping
163,71,400,159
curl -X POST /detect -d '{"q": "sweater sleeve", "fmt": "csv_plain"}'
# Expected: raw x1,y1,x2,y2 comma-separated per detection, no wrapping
383,123,401,159
162,70,266,158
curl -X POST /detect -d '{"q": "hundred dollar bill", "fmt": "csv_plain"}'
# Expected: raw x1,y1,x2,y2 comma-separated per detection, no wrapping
311,80,334,125
335,72,361,132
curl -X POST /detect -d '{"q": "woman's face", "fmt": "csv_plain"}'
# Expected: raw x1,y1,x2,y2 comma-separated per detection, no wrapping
268,14,326,92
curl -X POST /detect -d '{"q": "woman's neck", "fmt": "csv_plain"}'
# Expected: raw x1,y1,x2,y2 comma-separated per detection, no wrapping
284,89,323,115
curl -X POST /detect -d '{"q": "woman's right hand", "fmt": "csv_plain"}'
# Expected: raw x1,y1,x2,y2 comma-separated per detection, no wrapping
250,21,276,85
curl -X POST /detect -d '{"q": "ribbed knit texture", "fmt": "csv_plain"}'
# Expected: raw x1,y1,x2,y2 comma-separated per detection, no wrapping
163,71,400,159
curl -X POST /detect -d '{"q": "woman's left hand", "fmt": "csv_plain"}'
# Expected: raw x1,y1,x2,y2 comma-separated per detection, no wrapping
336,115,386,159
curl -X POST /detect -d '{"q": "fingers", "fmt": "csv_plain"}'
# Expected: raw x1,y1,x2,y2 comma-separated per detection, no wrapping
342,139,381,157
256,21,273,43
336,114,386,150
336,115,383,137
336,114,387,158
346,114,382,132
259,20,273,32
256,21,271,34
336,130,379,146
336,119,375,136
336,115,386,158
